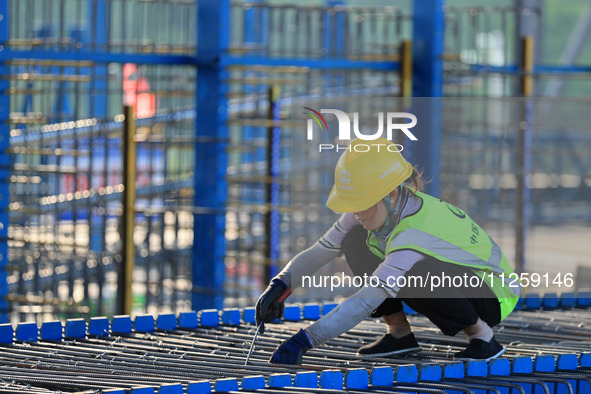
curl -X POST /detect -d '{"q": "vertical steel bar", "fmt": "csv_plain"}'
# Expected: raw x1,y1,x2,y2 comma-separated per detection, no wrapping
100,0,111,311
0,0,10,323
118,105,137,316
121,0,126,51
521,36,534,96
97,126,108,316
515,35,533,275
59,0,65,50
411,0,444,197
400,40,412,98
355,9,362,59
90,0,107,119
264,86,280,281
470,8,478,96
294,8,300,57
399,39,412,152
242,1,262,300
194,0,230,309
44,0,50,50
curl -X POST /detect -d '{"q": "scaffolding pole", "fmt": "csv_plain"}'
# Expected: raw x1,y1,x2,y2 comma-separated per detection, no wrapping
117,106,137,316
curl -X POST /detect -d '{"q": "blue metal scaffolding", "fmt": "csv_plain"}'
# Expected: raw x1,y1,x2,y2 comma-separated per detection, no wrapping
0,0,590,323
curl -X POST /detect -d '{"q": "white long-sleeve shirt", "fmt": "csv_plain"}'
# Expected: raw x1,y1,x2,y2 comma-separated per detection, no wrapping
274,194,425,347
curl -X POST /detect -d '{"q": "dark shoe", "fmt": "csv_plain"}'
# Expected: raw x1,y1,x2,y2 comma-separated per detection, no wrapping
356,333,421,358
454,337,506,361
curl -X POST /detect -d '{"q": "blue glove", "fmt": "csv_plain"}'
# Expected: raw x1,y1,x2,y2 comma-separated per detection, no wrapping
255,278,288,334
269,329,312,365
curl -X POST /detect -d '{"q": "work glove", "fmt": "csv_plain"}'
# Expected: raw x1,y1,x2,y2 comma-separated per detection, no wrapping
269,329,312,365
255,278,288,334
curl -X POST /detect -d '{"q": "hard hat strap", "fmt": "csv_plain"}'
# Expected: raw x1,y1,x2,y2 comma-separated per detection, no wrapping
372,186,406,238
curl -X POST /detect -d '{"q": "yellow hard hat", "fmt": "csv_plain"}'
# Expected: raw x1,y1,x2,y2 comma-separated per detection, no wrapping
326,138,413,213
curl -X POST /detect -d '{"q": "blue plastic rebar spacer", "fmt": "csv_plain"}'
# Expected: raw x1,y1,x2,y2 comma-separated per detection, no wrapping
65,319,86,339
240,375,266,390
542,292,559,310
186,381,211,394
112,315,132,334
525,293,542,310
0,323,13,344
243,307,256,324
345,368,368,389
198,309,220,327
213,378,239,392
303,304,321,320
557,354,578,370
489,358,510,375
157,313,177,330
294,371,318,388
134,315,155,333
16,322,38,342
512,356,533,374
322,303,337,315
534,355,555,372
178,312,198,329
89,317,110,337
576,291,591,308
158,384,183,394
560,292,576,309
465,360,487,377
370,366,394,386
319,370,343,390
221,309,241,326
283,305,301,321
443,362,464,379
419,364,441,381
40,321,62,341
130,386,155,394
268,373,292,388
394,364,418,383
580,353,591,368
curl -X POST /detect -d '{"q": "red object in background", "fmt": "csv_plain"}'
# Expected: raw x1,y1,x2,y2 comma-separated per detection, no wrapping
123,63,156,119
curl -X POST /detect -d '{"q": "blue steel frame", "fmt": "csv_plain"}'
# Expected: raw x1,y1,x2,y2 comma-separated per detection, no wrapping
89,1,108,119
0,0,9,323
4,1,587,314
193,0,231,309
0,0,406,314
411,0,444,197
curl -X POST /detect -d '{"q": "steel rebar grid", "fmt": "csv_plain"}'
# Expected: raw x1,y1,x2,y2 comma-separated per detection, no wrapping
0,306,591,393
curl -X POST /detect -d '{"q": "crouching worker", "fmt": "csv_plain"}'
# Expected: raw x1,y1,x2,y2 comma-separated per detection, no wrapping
255,138,521,365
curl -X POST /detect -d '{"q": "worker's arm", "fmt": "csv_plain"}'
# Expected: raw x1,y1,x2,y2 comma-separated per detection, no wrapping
274,212,359,288
304,284,390,346
256,213,359,330
269,285,389,364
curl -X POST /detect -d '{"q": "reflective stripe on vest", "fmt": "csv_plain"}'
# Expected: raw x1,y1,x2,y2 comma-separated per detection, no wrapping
389,228,504,274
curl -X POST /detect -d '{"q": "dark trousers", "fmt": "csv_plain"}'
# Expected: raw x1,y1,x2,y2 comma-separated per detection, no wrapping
342,225,501,336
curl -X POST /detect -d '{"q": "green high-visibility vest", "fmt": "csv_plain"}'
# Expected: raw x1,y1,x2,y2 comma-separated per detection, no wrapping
366,191,520,321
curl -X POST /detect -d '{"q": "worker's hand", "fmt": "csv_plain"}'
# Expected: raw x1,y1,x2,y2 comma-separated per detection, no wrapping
269,329,312,365
255,278,288,334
